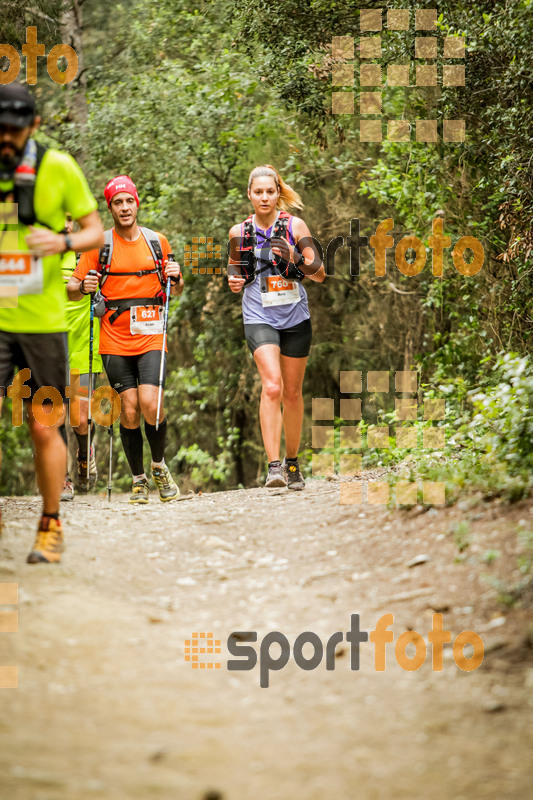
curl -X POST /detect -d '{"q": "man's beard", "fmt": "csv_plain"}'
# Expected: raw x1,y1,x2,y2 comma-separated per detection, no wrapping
0,141,26,173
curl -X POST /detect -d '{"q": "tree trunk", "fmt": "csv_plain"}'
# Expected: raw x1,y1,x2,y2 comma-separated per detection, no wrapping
60,0,87,161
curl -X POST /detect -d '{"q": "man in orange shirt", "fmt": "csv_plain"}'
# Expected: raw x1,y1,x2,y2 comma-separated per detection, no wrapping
67,176,184,504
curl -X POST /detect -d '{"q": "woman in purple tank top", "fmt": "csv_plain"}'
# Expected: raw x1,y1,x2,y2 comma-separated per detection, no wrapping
228,164,325,490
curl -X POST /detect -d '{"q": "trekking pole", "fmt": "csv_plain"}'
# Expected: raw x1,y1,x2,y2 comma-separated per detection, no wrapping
87,269,98,485
155,254,176,431
107,422,113,501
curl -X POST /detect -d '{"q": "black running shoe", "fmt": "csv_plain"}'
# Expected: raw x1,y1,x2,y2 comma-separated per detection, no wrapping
76,446,97,492
283,458,305,491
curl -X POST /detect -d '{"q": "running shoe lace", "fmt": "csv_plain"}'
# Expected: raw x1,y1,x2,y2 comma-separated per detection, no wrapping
153,468,170,490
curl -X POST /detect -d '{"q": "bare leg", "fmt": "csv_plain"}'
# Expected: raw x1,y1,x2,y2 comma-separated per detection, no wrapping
27,403,66,516
72,397,88,435
280,355,308,459
253,345,283,462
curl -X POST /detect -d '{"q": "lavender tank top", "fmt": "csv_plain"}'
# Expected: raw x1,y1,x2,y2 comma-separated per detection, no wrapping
241,214,310,328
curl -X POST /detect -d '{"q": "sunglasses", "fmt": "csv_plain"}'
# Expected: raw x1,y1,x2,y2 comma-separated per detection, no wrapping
0,100,35,114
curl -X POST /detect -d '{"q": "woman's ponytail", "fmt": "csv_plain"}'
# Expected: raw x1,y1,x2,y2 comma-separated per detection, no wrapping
248,164,303,211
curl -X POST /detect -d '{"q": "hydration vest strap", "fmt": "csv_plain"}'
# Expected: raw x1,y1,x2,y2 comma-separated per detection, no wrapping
12,141,52,229
98,227,165,291
107,295,164,325
103,268,160,278
272,213,290,240
238,217,256,285
139,227,164,269
98,229,114,288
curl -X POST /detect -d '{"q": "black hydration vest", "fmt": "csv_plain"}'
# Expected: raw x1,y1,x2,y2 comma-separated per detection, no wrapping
236,210,293,286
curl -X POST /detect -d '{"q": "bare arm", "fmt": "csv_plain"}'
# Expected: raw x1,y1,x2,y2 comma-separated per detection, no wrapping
66,269,99,301
227,223,246,294
165,259,184,297
26,210,104,258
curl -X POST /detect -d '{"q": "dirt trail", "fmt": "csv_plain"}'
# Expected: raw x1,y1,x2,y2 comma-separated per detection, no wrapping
1,480,532,800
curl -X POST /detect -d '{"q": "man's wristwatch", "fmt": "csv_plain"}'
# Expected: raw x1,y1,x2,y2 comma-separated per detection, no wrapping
63,233,74,252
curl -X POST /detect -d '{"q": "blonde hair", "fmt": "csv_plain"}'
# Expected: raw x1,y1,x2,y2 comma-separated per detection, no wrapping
248,164,303,212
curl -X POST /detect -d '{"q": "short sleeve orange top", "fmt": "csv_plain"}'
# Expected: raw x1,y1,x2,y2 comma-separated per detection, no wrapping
75,229,172,356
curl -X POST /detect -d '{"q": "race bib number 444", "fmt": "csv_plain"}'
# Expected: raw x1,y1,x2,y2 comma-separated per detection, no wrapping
0,252,43,295
130,305,164,335
261,276,301,307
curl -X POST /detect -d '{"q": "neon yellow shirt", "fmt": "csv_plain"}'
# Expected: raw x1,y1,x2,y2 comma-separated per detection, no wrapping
0,145,98,334
61,251,103,373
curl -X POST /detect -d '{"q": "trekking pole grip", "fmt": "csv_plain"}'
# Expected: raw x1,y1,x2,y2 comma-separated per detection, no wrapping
88,268,98,295
167,253,180,284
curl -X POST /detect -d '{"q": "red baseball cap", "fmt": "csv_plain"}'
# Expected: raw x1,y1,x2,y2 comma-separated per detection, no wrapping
104,175,139,207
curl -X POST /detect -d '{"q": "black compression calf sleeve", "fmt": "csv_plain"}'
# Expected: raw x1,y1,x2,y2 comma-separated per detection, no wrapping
59,423,68,447
119,425,144,476
144,418,167,464
74,424,94,459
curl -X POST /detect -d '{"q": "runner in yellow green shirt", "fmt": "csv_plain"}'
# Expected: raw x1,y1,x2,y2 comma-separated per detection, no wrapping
0,82,104,562
60,216,103,499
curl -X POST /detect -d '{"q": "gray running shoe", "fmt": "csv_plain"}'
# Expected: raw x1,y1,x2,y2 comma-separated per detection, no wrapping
265,461,287,488
61,478,75,501
283,458,305,491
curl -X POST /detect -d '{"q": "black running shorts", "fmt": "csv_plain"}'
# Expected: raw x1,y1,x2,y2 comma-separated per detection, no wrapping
244,319,312,358
102,350,167,394
0,330,69,400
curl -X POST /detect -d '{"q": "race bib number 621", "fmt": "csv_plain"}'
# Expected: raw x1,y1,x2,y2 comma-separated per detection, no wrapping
130,305,164,335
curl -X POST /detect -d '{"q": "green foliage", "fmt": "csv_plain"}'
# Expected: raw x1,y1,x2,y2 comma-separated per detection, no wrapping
486,528,533,607
0,0,531,500
451,521,471,553
0,401,34,495
470,354,533,475
481,549,501,565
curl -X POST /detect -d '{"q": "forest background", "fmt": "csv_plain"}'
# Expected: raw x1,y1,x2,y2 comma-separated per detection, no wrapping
1,0,532,501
